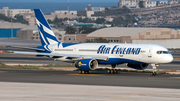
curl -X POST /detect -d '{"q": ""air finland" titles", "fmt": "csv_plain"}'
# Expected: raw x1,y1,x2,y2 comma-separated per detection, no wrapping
97,45,141,55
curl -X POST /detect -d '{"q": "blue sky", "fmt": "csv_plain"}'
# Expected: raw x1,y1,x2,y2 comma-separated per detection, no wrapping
0,0,119,2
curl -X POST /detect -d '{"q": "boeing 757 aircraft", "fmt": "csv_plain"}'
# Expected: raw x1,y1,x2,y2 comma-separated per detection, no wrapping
12,9,173,76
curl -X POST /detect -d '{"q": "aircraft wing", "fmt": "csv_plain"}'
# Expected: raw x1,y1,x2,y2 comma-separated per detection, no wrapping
13,51,109,61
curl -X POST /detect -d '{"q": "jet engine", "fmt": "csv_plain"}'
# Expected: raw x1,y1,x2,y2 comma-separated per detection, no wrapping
127,63,149,70
75,59,98,70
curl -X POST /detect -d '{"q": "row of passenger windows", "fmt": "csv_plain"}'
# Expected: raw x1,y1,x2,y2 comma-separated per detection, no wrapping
87,39,121,43
55,49,73,51
54,49,170,55
54,49,146,53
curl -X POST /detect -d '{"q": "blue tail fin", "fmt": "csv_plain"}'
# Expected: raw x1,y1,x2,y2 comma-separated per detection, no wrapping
34,9,59,46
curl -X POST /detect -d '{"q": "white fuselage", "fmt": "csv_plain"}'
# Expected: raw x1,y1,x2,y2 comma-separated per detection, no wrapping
48,43,173,64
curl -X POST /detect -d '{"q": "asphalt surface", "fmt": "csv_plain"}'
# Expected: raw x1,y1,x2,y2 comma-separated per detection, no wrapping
0,38,40,47
0,69,180,89
1,82,180,101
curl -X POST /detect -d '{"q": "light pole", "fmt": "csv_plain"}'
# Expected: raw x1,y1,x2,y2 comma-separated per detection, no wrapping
68,0,69,11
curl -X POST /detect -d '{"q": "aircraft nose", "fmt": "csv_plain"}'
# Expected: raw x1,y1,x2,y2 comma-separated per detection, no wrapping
167,54,173,63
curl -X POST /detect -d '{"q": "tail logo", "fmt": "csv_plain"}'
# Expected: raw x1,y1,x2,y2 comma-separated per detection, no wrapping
34,9,59,46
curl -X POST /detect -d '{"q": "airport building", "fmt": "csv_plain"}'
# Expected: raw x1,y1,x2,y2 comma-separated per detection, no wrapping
17,25,66,41
84,4,105,12
0,7,33,18
16,25,87,43
45,10,77,21
87,27,180,48
132,28,180,49
118,0,178,8
0,21,28,38
86,27,153,43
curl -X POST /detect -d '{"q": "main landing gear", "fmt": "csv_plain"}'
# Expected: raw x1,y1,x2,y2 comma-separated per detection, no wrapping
107,64,118,74
107,69,118,74
78,70,89,74
150,64,157,76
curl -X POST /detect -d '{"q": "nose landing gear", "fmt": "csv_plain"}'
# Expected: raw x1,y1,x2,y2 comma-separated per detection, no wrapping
150,64,157,76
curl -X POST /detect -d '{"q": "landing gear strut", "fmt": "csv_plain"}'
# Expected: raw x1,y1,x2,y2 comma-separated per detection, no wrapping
150,64,157,76
107,64,118,74
78,70,89,74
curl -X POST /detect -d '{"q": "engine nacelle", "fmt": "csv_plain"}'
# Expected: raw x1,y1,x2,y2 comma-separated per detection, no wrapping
75,59,98,70
127,63,149,70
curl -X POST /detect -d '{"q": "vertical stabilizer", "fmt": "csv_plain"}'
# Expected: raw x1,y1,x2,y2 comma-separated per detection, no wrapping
34,9,59,46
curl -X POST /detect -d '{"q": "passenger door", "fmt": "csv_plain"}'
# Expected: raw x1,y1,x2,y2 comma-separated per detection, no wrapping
148,48,153,58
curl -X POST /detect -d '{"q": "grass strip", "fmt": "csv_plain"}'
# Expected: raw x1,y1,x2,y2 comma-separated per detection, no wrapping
0,62,74,70
0,62,177,73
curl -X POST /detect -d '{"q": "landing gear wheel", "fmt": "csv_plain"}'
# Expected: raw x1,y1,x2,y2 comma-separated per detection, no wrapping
114,69,118,74
107,69,118,74
81,70,85,74
79,70,89,74
78,70,82,74
85,71,89,74
107,69,111,74
150,72,156,76
111,69,114,74
151,64,157,76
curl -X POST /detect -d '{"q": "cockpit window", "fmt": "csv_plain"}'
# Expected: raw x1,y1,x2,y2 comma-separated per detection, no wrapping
157,51,170,54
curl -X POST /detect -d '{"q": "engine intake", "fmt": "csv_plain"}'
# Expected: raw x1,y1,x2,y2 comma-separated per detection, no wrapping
127,63,149,70
75,59,98,70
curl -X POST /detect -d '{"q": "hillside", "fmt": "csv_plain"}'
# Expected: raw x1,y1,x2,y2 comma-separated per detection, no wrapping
131,4,180,25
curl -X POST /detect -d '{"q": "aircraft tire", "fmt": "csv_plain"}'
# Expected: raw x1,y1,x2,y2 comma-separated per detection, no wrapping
85,71,89,74
107,69,111,74
111,69,114,74
114,69,118,74
150,72,156,76
82,70,85,74
107,69,119,74
79,70,82,74
153,72,157,76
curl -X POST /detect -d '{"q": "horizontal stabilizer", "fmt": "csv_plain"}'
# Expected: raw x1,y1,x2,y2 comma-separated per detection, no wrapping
6,46,45,51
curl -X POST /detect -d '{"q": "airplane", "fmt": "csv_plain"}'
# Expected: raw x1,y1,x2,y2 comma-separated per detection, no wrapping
11,9,173,76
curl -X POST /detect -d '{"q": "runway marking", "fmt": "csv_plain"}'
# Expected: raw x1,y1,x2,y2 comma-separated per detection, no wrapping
67,74,105,76
169,77,180,79
148,78,167,80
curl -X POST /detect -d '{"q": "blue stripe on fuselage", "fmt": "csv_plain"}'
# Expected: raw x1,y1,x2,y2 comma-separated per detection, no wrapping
98,58,145,64
62,43,81,48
